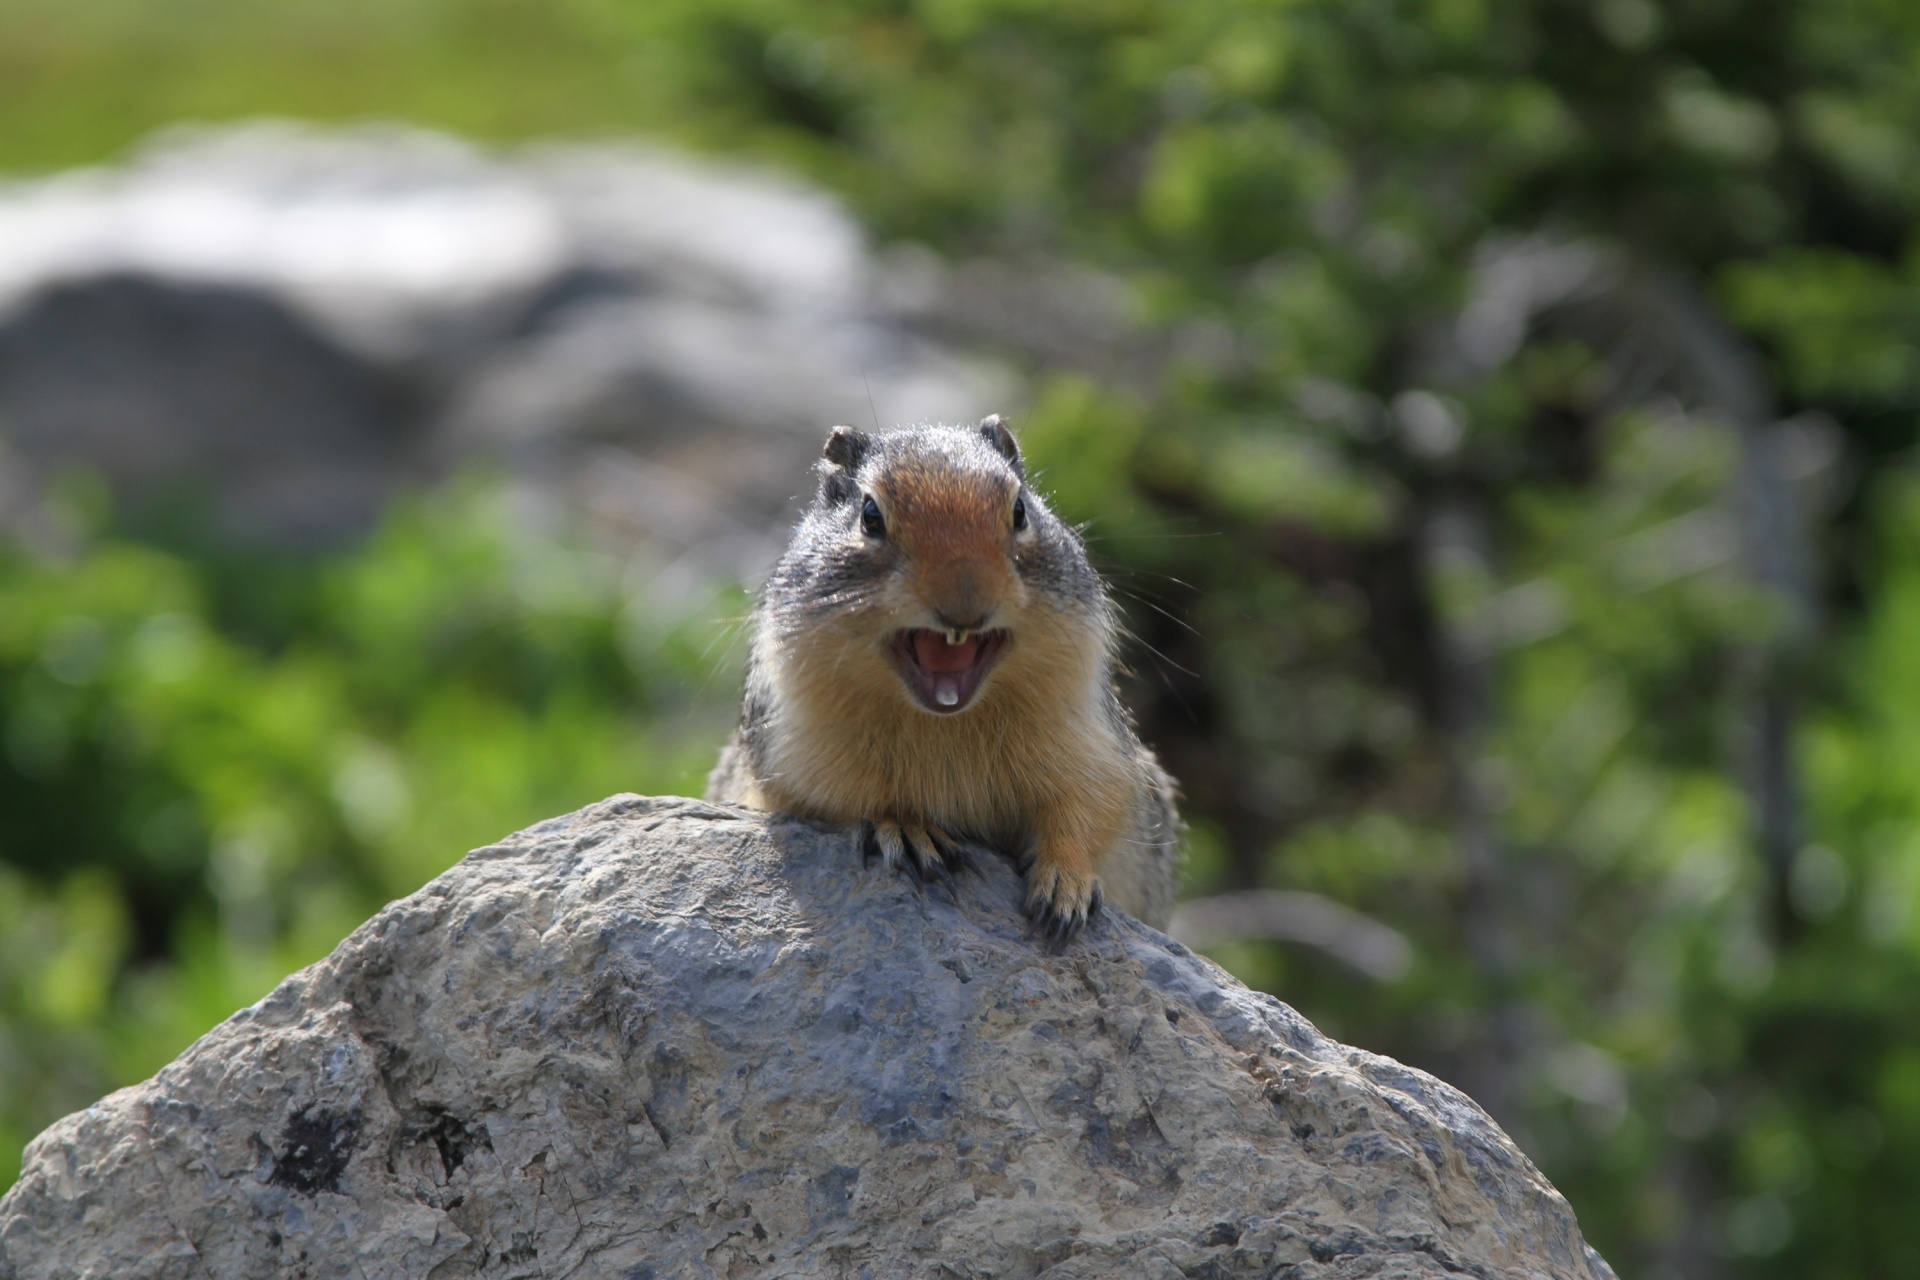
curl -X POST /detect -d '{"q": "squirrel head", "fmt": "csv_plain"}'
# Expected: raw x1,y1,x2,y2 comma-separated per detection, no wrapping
782,415,1100,717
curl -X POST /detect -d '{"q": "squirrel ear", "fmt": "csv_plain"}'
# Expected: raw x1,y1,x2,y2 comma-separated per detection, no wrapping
819,426,869,505
978,414,1024,478
822,425,871,472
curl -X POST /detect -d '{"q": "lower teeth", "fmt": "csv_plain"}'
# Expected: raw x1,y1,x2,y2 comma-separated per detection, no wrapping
935,686,959,707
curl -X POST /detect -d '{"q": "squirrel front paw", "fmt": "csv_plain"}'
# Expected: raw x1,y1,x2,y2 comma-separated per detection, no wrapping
863,819,966,882
1022,856,1103,944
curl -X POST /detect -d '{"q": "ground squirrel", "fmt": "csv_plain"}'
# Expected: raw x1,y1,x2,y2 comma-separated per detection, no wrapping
707,416,1181,940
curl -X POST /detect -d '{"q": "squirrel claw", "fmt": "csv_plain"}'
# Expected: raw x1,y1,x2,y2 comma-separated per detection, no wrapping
1024,875,1103,945
868,819,959,883
928,828,973,876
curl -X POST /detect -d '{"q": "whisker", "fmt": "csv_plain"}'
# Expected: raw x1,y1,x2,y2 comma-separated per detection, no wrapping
1081,528,1223,546
1104,566,1200,591
1117,630,1198,681
1112,587,1203,641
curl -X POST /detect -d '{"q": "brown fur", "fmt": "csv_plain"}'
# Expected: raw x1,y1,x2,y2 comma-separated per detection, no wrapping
709,420,1181,936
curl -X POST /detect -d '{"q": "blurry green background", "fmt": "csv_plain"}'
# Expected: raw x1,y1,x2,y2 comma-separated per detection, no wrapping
6,1,1920,1276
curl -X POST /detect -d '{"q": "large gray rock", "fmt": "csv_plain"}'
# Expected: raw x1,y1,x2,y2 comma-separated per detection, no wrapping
0,797,1614,1280
0,124,1010,553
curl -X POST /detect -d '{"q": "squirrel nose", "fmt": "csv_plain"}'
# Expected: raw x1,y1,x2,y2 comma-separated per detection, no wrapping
934,610,992,634
919,557,1007,630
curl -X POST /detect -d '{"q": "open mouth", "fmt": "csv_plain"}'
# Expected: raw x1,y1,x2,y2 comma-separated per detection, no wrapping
892,628,1010,715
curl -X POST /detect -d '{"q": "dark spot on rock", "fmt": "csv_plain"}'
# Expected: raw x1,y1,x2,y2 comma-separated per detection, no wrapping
1180,1259,1240,1280
420,1108,489,1178
641,1102,672,1149
1164,1007,1181,1024
1199,1221,1241,1247
807,1165,860,1221
248,1132,276,1182
859,1095,924,1146
1277,1021,1319,1054
624,1268,656,1280
752,1222,769,1241
1292,1123,1316,1141
646,1046,691,1139
1146,959,1177,984
1048,1069,1178,1189
501,1232,537,1264
1309,1232,1368,1263
1032,1236,1078,1269
267,1105,360,1196
1341,1132,1401,1163
939,956,972,983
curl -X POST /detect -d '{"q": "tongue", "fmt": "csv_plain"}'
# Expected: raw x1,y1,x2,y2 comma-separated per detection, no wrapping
914,630,979,674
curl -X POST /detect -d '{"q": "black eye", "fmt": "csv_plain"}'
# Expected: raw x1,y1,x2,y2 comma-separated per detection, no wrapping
861,494,886,538
1012,495,1028,531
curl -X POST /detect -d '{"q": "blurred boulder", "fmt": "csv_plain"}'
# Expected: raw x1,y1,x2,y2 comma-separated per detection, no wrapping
0,796,1614,1280
0,276,412,545
0,123,1011,559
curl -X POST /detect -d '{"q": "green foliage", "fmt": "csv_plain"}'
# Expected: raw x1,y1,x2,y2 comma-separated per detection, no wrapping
1724,249,1920,403
0,485,738,1186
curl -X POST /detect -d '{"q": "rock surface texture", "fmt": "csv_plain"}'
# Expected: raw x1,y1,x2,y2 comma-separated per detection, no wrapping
0,797,1615,1280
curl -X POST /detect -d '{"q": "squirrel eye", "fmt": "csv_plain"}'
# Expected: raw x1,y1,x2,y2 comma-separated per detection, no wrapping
860,494,886,538
1012,495,1028,532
